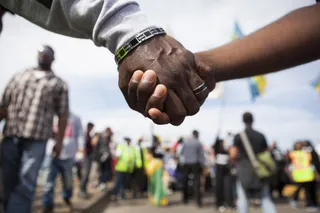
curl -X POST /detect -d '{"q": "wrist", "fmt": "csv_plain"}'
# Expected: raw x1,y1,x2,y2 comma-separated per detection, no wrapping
115,27,166,65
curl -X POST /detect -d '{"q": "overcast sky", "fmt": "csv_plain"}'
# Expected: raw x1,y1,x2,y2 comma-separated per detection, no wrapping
0,0,319,149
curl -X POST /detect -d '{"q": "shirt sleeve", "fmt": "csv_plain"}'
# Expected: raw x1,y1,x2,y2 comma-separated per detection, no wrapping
0,75,17,108
0,0,154,53
54,81,69,117
198,143,206,166
261,135,268,150
76,116,85,150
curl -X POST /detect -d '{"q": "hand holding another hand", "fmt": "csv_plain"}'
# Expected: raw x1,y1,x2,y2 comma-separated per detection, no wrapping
118,35,215,125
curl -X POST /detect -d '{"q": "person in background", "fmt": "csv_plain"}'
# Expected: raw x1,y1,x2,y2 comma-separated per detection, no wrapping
0,45,69,213
152,135,164,159
270,141,286,199
303,141,320,211
230,112,276,213
113,137,135,201
172,137,184,155
180,130,205,208
289,141,318,211
79,122,95,199
42,112,84,213
93,127,114,191
145,148,168,206
132,138,148,198
213,137,235,212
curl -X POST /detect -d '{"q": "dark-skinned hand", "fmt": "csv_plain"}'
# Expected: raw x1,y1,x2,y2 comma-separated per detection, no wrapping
118,35,215,126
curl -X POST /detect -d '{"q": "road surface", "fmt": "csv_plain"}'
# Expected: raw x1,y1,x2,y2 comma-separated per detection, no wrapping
104,193,303,213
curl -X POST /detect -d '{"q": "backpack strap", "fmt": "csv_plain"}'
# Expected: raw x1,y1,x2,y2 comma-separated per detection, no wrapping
239,131,259,168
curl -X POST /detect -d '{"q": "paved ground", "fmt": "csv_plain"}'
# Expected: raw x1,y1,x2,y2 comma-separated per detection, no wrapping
105,193,303,213
32,162,111,213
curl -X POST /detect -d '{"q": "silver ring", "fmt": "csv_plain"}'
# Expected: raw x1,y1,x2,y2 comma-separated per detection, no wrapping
192,83,208,95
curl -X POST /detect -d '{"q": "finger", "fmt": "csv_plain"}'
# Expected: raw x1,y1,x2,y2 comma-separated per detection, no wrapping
137,70,157,115
164,90,187,126
148,108,170,125
128,70,144,110
188,72,210,106
175,82,200,116
194,53,216,91
145,84,167,114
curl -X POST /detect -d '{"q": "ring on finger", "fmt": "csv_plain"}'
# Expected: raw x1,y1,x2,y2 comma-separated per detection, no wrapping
192,82,208,96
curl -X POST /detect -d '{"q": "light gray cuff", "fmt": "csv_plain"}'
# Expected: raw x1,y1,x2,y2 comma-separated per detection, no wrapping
93,2,154,54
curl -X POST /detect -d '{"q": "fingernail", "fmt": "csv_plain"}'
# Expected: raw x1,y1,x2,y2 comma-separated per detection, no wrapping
148,109,157,120
153,86,164,97
142,72,155,83
131,74,140,83
150,113,157,120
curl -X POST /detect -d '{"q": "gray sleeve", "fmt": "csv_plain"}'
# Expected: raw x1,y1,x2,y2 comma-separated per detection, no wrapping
198,143,206,166
75,116,85,150
0,0,154,53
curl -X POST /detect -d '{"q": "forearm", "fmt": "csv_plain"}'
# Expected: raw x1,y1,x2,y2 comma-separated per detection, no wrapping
198,3,320,82
56,114,68,144
0,0,153,53
0,108,6,122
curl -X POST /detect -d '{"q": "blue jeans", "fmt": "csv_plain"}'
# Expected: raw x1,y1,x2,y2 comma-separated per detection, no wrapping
42,157,74,208
1,137,47,213
113,172,128,199
80,153,93,193
236,181,277,213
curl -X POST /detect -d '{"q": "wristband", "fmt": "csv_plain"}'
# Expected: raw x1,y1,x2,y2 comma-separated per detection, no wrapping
115,27,166,65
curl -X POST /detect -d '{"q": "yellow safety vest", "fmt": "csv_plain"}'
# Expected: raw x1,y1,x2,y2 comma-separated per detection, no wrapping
135,146,148,169
289,150,315,183
115,143,135,173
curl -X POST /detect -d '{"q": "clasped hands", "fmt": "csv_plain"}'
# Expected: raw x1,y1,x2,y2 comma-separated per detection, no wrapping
118,35,215,125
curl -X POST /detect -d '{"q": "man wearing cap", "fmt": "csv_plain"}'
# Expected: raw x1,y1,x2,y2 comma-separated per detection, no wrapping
113,137,135,201
0,45,69,213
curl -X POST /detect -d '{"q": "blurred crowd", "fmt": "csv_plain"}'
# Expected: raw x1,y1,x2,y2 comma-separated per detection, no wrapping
0,45,319,213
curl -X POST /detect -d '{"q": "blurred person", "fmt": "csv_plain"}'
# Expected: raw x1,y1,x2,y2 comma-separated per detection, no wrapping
288,141,318,211
112,137,135,201
42,112,84,213
213,137,235,212
145,148,168,206
230,112,276,213
151,135,164,159
93,127,114,191
270,141,286,199
132,138,148,198
180,130,205,208
79,122,95,199
0,45,69,213
172,137,184,155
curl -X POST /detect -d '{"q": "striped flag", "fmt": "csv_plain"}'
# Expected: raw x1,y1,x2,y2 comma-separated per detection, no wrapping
233,21,267,101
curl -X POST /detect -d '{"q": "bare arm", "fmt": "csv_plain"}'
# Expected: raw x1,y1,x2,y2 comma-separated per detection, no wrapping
53,81,69,154
229,146,239,161
56,114,68,145
197,3,320,82
0,108,6,122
